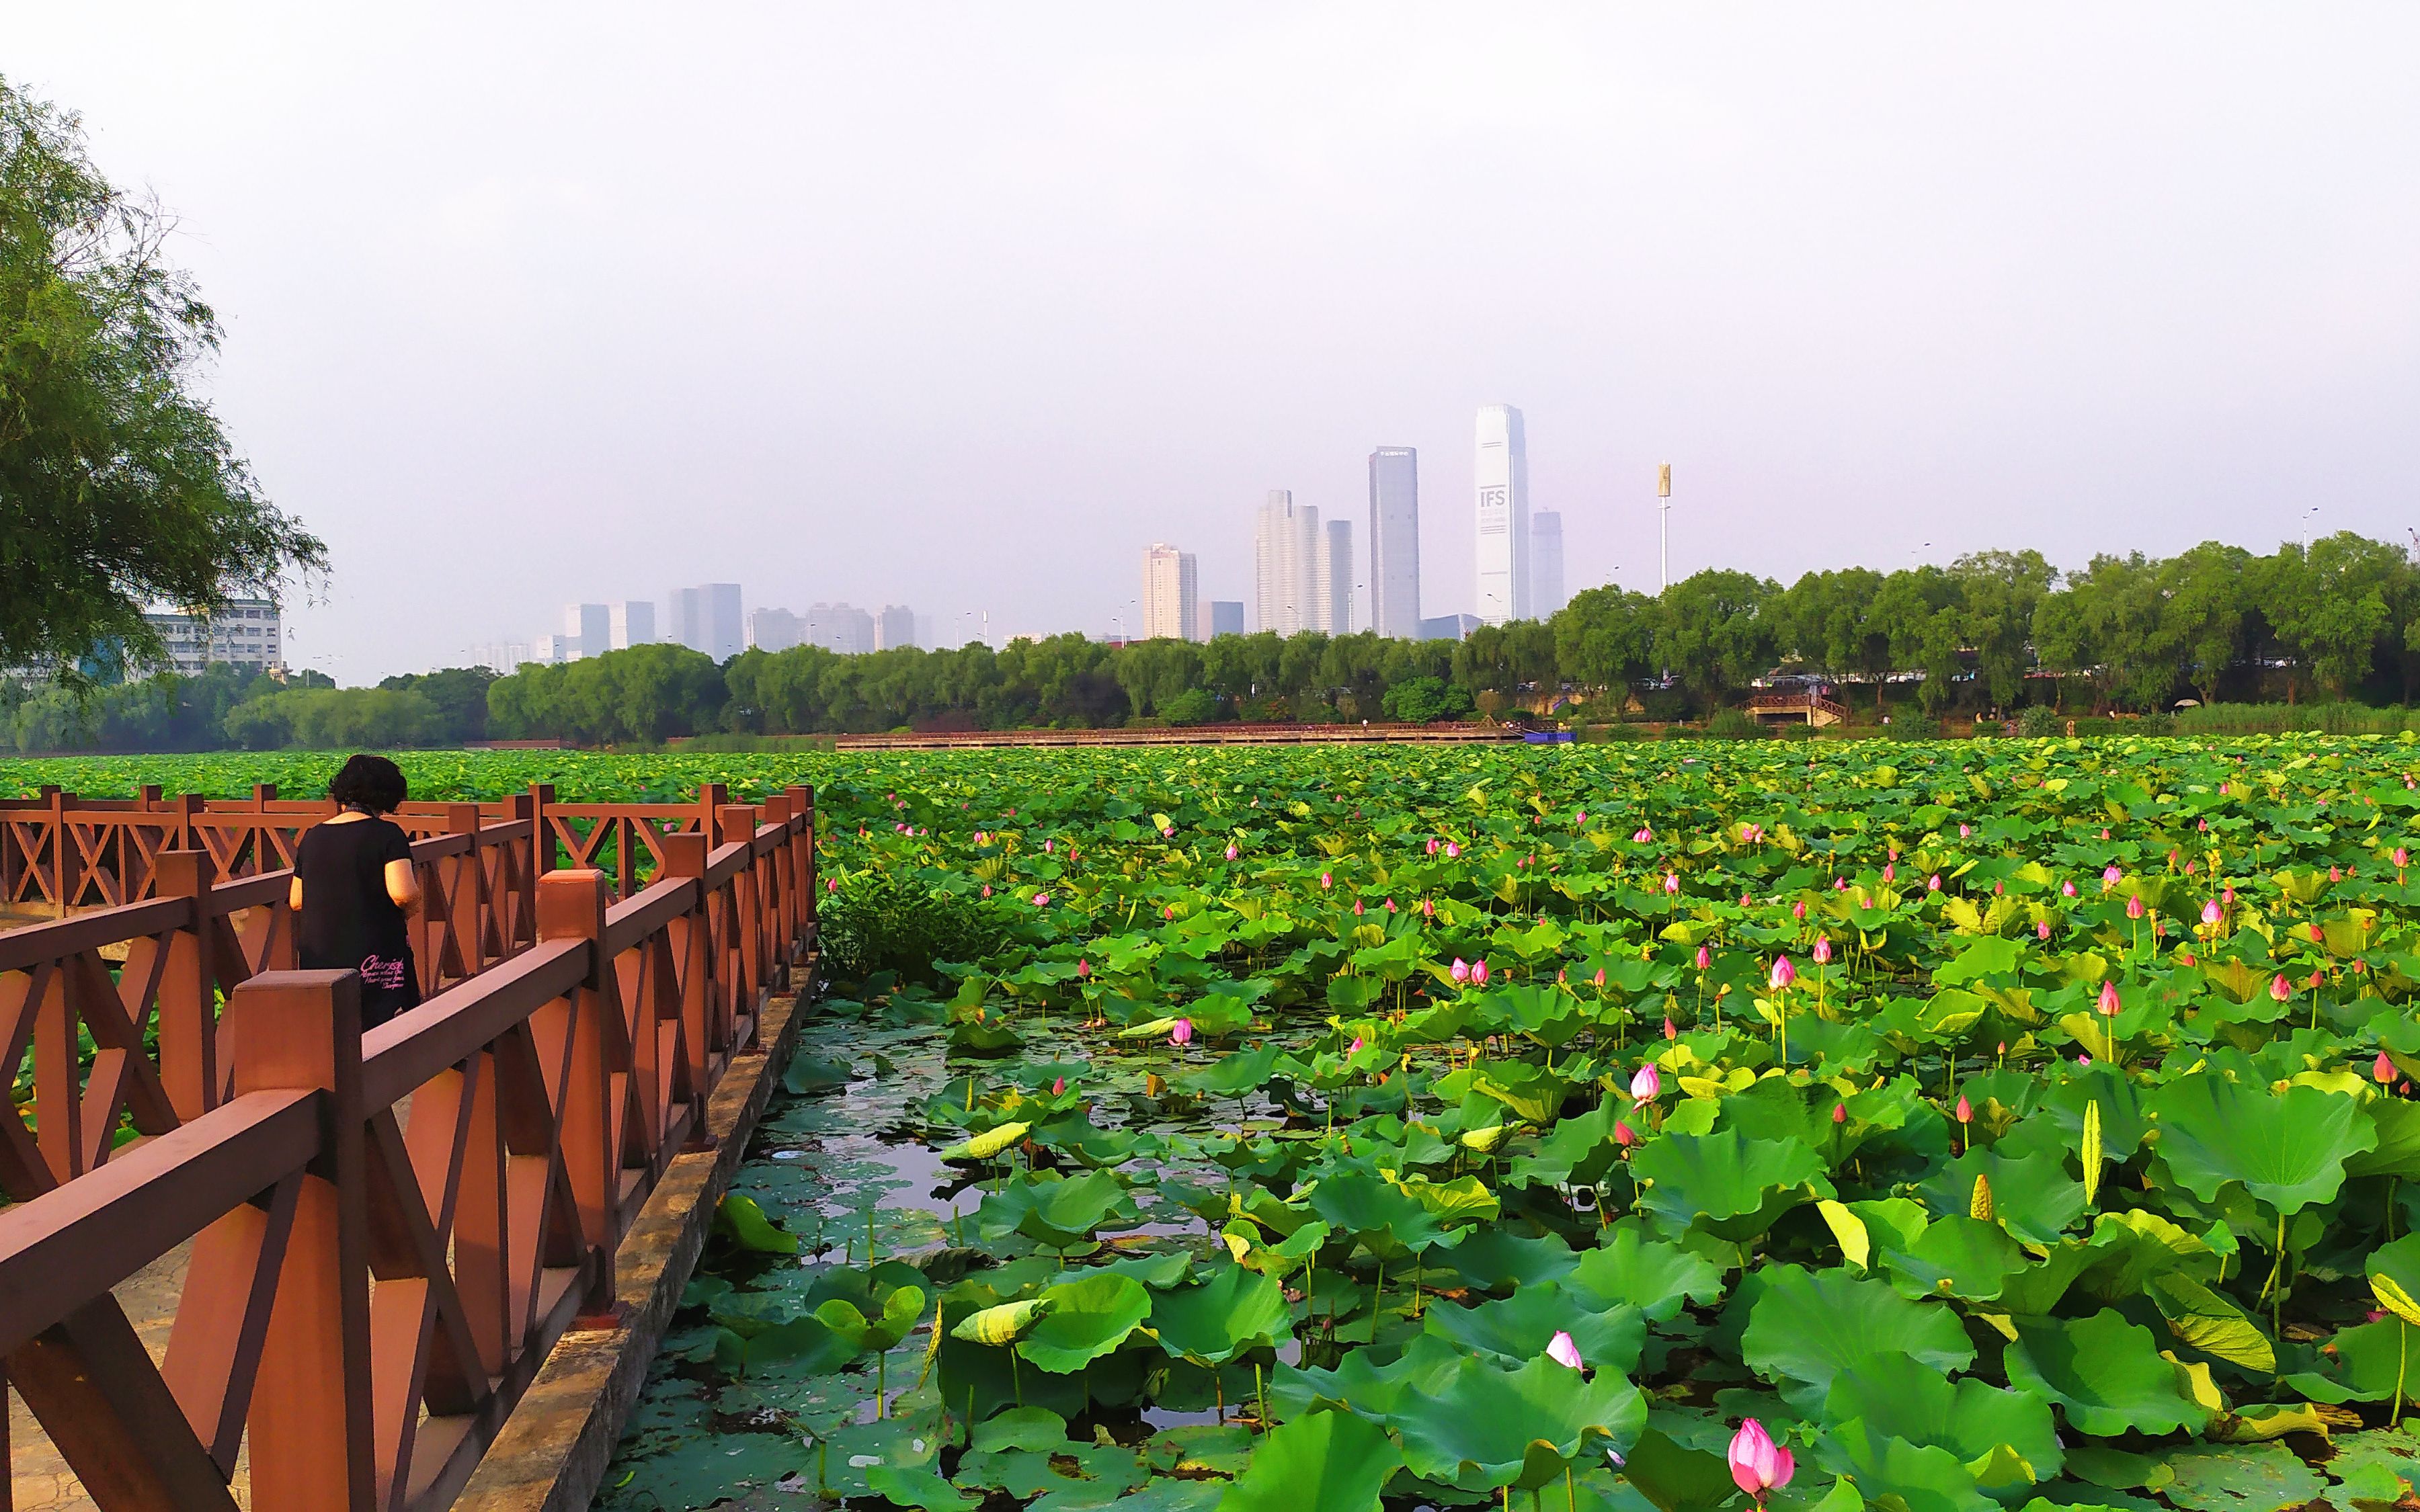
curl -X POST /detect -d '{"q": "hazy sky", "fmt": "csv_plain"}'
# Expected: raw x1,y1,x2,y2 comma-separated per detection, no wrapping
12,5,2419,681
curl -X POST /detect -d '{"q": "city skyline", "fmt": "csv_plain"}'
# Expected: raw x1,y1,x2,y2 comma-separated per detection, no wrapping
1474,403,1531,626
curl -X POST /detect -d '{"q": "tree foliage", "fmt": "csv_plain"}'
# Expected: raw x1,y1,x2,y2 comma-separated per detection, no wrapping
0,76,323,679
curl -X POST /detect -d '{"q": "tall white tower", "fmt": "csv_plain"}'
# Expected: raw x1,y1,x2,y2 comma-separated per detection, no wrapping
1141,543,1199,641
1474,404,1530,624
1252,491,1320,634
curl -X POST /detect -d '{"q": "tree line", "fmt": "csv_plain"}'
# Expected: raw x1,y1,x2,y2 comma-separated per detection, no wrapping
11,531,2418,751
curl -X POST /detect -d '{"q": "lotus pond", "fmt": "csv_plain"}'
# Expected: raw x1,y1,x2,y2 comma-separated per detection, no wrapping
24,741,2420,1511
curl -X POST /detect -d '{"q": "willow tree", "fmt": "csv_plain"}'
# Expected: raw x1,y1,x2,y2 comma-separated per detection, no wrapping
1,77,323,679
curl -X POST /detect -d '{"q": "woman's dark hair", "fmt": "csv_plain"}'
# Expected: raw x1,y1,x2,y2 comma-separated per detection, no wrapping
328,754,408,814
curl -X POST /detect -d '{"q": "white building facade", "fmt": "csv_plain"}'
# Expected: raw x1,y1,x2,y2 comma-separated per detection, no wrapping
1531,511,1567,618
1252,491,1320,636
142,599,284,677
1474,404,1531,625
1367,447,1421,639
1141,543,1199,641
1318,519,1353,634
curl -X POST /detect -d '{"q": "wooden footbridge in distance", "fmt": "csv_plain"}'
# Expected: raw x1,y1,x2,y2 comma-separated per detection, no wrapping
0,784,821,1511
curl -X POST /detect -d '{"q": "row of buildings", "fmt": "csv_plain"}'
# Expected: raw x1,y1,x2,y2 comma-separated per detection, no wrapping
483,585,919,671
1138,403,1568,645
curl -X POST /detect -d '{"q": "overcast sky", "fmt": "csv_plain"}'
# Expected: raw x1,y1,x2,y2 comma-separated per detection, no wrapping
11,5,2419,681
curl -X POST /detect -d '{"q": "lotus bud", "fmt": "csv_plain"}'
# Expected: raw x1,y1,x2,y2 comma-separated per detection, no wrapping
1225,844,1239,861
1353,899,1365,916
1696,945,1711,970
1451,957,1471,983
1033,892,1051,906
1630,1063,1662,1101
1993,881,2004,894
2037,920,2051,939
2126,895,2144,919
1728,1419,1795,1499
2077,1053,2092,1066
1664,872,1680,894
827,878,840,892
2398,848,2411,868
1321,871,1332,889
1472,959,1490,986
1546,1331,1585,1372
1053,1077,1067,1095
1664,1015,1679,1040
1077,958,1091,978
1044,839,1053,853
1769,956,1796,992
1445,842,1461,859
1421,899,1435,918
1960,823,1972,837
2271,972,2292,1002
1792,900,1808,921
1348,1037,1365,1054
1385,898,1398,912
1615,1120,1639,1147
1170,1018,1194,1046
2372,1049,2397,1083
2201,899,2222,926
2097,980,2121,1017
1927,874,1941,892
1591,967,1607,987
1164,905,1176,919
1813,936,1832,964
1831,1102,1848,1124
981,884,992,898
2103,866,2123,889
2222,887,2235,908
1955,1095,1972,1124
2062,880,2077,897
1576,810,1587,825
1882,864,1895,883
2332,865,2345,882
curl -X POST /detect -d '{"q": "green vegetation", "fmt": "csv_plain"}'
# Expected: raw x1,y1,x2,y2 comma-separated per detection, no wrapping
41,741,2419,1509
0,75,323,681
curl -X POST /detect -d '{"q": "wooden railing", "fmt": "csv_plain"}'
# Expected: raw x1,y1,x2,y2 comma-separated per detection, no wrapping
1744,691,1851,723
0,785,818,1511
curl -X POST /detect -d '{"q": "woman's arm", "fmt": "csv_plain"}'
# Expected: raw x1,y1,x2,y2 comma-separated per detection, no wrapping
289,875,303,913
385,859,423,916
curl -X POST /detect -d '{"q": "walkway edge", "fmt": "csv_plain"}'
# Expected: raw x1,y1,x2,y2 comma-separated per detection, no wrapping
452,974,811,1512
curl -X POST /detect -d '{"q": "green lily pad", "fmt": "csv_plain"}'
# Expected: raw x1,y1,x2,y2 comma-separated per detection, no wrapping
1383,1350,1648,1493
1740,1265,1976,1411
1018,1273,1154,1373
1150,1263,1293,1366
2002,1310,2211,1438
2148,1077,2376,1215
1820,1353,2064,1488
1423,1279,1648,1376
1566,1225,1728,1322
1629,1128,1834,1241
2156,1442,2327,1512
717,1193,801,1254
1216,1409,1402,1512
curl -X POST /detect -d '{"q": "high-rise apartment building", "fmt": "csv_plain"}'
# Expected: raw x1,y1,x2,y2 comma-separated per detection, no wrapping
745,607,802,653
608,600,655,650
1318,519,1353,634
804,603,876,654
1207,601,1244,639
668,584,744,660
1367,448,1421,638
141,599,284,677
1252,491,1320,635
1141,544,1199,641
1474,404,1531,625
1531,511,1567,618
875,605,916,650
563,603,609,661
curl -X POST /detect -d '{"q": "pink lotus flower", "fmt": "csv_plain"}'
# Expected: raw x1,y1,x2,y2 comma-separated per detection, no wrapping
2201,899,2222,926
1077,958,1092,978
1955,1095,1972,1124
1664,872,1680,895
1170,1018,1193,1046
1959,823,1972,838
1634,826,1654,843
1044,839,1053,853
1664,1016,1679,1040
1320,871,1333,890
1927,874,1941,892
2103,866,2122,889
1614,1120,1638,1147
1033,892,1051,906
1728,1419,1795,1501
1769,956,1796,992
1576,811,1588,825
2126,895,2144,919
1384,898,1398,912
1348,1036,1365,1054
2037,920,2050,940
2333,866,2345,882
2097,980,2120,1017
1225,844,1239,861
1451,958,1471,983
1162,825,1175,838
1813,936,1832,965
2078,1053,2093,1066
2398,848,2411,868
1791,900,1808,921
1426,837,1440,855
2061,880,2077,898
1695,945,1711,970
1592,968,1607,987
826,878,840,892
1445,842,1461,859
1471,959,1490,986
1882,864,1896,883
1353,900,1365,916
1630,1063,1662,1101
1164,905,1176,919
1545,1331,1585,1372
2271,972,2292,1002
2376,1050,2397,1083
981,884,992,898
1052,1077,1067,1095
1420,899,1435,918
1831,1102,1848,1124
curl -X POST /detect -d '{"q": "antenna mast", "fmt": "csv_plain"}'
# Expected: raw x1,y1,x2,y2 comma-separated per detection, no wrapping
1658,464,1673,591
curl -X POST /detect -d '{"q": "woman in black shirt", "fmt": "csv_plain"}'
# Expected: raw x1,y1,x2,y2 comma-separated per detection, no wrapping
290,754,424,1027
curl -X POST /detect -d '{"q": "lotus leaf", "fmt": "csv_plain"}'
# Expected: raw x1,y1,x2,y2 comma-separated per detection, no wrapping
1215,1409,1402,1512
1016,1273,1153,1373
2147,1077,2376,1215
2002,1310,2211,1437
1381,1350,1648,1493
1740,1265,1975,1410
1148,1264,1292,1365
1820,1353,2064,1490
1629,1128,1834,1241
1423,1279,1648,1375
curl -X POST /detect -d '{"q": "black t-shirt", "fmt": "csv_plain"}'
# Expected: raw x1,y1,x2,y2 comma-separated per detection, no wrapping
296,816,417,1003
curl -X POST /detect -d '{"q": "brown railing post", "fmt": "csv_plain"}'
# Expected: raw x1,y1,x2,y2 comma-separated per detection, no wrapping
222,968,374,1512
537,870,617,1314
788,784,817,941
661,832,718,1075
154,849,220,1122
172,792,204,854
50,788,77,909
446,803,484,978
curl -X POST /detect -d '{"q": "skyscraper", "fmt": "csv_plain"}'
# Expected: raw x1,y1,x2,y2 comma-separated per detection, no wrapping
563,603,608,661
1141,544,1199,641
1207,601,1245,638
1474,404,1531,624
608,600,655,650
667,584,745,659
1252,491,1320,635
1318,519,1353,634
1531,511,1566,618
1367,448,1420,638
875,605,916,650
